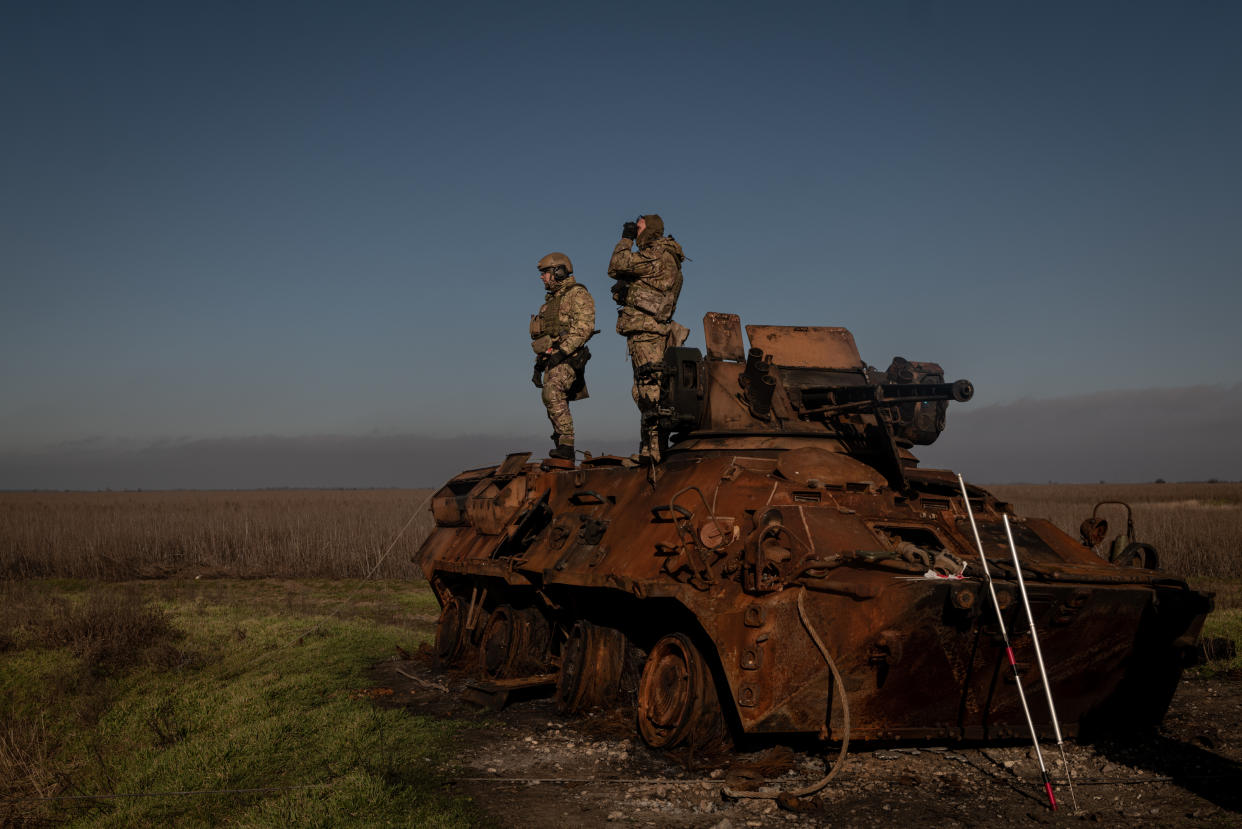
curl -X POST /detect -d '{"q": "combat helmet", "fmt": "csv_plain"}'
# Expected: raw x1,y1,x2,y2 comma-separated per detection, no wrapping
537,252,573,277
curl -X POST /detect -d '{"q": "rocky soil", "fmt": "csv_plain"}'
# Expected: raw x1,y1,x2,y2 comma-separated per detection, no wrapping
376,653,1242,827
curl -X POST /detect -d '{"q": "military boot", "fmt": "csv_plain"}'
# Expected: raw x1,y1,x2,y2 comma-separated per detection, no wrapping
638,430,661,464
550,440,575,461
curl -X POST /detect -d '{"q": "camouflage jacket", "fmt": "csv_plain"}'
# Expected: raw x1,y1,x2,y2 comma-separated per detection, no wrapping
607,236,685,336
530,277,596,356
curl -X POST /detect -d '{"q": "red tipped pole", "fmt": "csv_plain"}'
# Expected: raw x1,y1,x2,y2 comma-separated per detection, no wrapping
958,474,1058,811
1004,514,1080,813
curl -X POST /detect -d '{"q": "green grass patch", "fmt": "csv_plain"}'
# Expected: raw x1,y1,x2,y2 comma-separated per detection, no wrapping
1195,607,1242,676
1183,579,1242,676
1190,577,1242,610
0,580,480,827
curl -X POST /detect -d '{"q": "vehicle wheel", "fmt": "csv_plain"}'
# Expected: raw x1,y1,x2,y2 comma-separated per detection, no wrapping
478,605,519,678
556,621,627,714
434,596,467,668
1112,542,1159,569
637,632,727,751
478,606,551,678
515,607,552,674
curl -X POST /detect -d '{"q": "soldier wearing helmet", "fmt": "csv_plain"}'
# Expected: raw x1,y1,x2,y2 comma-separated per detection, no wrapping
531,252,596,461
607,214,687,462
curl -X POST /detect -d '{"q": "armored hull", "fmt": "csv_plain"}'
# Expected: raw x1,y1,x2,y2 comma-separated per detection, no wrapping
416,313,1211,750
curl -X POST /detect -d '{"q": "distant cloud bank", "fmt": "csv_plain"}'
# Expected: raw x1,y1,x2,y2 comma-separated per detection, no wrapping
2,383,1238,490
918,383,1242,483
0,434,634,491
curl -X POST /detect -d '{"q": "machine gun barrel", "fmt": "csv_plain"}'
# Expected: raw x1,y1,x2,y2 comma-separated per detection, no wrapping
798,378,973,417
878,379,973,403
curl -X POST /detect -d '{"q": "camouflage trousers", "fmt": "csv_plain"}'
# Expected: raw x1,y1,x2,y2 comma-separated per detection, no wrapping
627,333,666,455
541,362,577,444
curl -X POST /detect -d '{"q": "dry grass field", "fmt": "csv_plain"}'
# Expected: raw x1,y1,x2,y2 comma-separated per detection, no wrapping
991,481,1242,582
0,489,435,580
1,482,1238,581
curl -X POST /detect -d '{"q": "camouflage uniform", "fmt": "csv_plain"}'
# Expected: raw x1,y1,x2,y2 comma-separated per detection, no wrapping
531,276,595,449
607,215,686,460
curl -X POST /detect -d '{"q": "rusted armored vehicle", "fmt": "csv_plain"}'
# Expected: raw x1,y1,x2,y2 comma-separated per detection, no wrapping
416,313,1211,751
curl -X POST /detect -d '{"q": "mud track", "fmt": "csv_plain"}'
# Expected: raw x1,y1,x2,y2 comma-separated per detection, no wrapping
374,652,1242,827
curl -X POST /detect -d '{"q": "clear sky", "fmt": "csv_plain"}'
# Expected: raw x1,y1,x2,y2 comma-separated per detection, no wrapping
3,1,1240,487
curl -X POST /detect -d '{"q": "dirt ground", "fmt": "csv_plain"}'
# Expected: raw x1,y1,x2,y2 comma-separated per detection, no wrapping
374,653,1242,828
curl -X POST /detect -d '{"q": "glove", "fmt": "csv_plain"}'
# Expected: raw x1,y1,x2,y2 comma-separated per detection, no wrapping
544,349,568,370
531,362,543,388
621,221,638,240
610,282,627,304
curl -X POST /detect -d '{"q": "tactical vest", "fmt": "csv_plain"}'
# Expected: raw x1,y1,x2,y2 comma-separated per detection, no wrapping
538,283,587,338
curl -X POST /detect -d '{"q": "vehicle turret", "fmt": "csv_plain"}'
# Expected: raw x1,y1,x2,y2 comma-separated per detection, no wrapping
655,312,973,489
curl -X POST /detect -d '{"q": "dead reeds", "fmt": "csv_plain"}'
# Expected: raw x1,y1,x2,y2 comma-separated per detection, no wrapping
0,489,435,580
991,482,1242,580
0,483,1235,581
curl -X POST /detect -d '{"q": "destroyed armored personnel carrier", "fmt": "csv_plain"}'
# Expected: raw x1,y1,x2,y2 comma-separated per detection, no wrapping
416,313,1211,751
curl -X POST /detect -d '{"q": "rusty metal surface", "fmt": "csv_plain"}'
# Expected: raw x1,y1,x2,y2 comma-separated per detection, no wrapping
743,325,863,369
415,313,1212,753
462,673,557,710
555,620,630,714
703,311,746,361
637,632,728,750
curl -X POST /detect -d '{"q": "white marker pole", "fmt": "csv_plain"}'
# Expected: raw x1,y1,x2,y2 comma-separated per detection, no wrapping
957,474,1057,811
1003,514,1080,813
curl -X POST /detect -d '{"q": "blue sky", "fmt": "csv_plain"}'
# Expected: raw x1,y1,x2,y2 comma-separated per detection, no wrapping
3,1,1240,486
